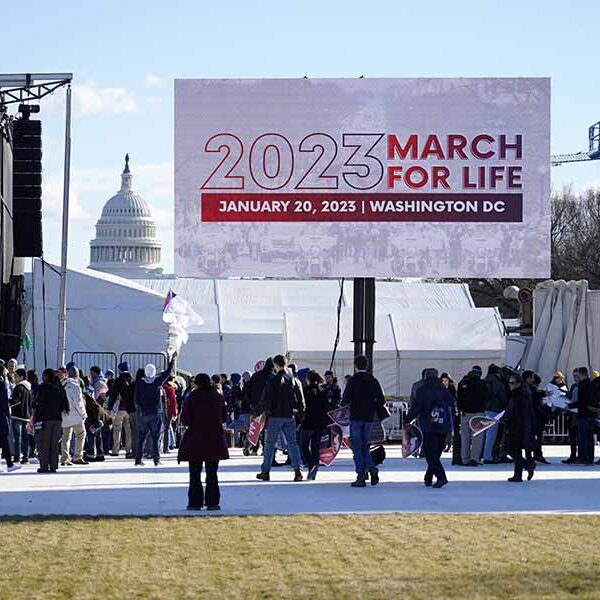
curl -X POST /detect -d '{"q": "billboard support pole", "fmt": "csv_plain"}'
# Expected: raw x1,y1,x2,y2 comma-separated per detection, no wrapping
352,277,376,372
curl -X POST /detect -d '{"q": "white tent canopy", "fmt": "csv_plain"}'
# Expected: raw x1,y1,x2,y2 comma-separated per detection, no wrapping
22,260,504,390
524,280,600,385
284,308,505,396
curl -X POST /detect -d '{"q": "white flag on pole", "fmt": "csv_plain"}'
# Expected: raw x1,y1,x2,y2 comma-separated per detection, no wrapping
162,289,204,353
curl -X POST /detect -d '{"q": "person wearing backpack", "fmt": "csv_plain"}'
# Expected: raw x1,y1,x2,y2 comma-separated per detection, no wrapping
406,369,455,488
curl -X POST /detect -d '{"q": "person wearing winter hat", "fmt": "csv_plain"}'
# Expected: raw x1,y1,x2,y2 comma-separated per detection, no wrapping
134,352,177,466
108,362,134,458
59,366,88,465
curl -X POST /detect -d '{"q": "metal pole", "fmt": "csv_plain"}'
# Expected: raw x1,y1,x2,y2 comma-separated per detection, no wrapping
353,277,365,359
56,84,72,366
364,277,376,372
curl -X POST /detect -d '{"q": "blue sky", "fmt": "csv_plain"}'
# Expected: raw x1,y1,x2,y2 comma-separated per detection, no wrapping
2,0,599,272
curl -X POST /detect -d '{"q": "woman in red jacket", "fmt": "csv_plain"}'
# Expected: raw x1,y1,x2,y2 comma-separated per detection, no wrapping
178,373,229,511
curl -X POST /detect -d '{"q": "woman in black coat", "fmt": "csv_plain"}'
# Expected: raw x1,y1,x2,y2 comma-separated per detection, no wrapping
300,371,329,481
178,373,229,511
505,374,536,482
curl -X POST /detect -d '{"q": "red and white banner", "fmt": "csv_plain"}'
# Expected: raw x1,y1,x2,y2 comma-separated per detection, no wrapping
175,78,550,278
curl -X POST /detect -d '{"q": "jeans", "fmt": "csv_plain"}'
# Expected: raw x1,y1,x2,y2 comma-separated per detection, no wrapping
300,429,324,469
136,414,161,464
188,461,220,508
260,417,301,472
483,410,501,461
86,430,104,458
350,420,373,478
11,420,28,462
422,432,447,484
577,418,595,464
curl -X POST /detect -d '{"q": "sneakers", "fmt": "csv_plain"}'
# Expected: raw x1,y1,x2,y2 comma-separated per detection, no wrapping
73,458,88,465
256,472,270,481
61,459,73,466
307,465,319,481
20,457,28,464
29,457,39,465
351,478,367,488
108,451,120,457
7,464,22,473
369,467,380,486
206,505,221,511
293,468,303,482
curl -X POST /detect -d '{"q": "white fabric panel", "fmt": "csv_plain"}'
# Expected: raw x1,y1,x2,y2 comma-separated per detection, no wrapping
525,280,596,385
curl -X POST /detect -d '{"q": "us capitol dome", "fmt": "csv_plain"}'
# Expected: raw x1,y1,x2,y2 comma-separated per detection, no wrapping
89,154,163,278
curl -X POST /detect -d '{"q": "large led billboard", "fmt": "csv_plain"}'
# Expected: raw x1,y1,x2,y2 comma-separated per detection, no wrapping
175,78,550,278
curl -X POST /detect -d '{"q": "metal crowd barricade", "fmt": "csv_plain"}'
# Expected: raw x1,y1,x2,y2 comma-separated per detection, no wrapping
119,352,168,376
543,411,569,444
383,399,409,441
70,352,118,377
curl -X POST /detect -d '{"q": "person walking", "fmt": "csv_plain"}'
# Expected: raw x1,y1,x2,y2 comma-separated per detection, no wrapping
134,352,176,466
504,374,536,482
178,373,229,510
342,355,385,488
256,355,305,482
108,362,134,458
300,371,329,480
406,369,455,488
59,366,88,465
10,368,31,465
457,366,486,466
36,369,69,473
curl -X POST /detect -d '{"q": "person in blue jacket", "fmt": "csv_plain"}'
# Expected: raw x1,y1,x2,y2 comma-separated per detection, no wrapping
406,368,455,488
134,352,177,466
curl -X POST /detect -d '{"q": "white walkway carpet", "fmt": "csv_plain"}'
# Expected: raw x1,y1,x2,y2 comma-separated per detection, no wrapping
2,446,599,517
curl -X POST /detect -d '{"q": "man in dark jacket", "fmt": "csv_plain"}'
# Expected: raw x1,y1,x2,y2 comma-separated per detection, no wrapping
36,369,70,473
256,355,304,482
108,362,134,458
406,369,454,488
482,365,507,464
457,366,486,466
134,353,176,466
342,355,385,487
10,368,32,464
568,367,597,465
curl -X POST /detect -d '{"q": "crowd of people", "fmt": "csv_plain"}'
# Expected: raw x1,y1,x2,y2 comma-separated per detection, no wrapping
2,352,600,509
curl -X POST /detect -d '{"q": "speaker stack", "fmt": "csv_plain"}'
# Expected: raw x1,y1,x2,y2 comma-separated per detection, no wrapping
12,118,43,257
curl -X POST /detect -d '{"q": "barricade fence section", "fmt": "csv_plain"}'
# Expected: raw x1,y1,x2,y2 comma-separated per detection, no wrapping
71,352,118,378
119,352,168,377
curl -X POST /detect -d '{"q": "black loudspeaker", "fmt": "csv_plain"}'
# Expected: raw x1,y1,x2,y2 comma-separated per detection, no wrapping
13,119,43,257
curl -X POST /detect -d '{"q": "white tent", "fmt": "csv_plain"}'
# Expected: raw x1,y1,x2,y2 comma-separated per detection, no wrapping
524,280,600,385
22,260,504,389
284,307,505,396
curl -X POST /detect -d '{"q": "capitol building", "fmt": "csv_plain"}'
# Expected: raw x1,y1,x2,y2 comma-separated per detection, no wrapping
89,155,163,278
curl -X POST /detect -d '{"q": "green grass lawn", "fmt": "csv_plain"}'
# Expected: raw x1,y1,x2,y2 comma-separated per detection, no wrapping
0,514,596,599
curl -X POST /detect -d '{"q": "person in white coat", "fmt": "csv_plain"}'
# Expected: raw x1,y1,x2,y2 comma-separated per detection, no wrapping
59,366,88,465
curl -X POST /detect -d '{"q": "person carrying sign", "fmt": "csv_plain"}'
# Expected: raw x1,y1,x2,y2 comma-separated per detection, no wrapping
405,369,455,488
